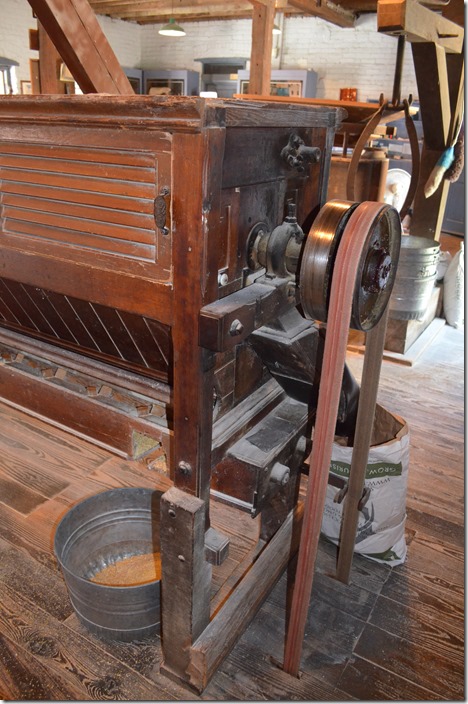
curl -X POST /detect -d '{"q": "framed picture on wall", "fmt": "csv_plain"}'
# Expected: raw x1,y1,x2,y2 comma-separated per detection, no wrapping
20,80,32,94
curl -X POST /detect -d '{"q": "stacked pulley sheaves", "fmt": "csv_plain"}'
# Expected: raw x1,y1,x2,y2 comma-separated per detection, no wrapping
299,200,401,331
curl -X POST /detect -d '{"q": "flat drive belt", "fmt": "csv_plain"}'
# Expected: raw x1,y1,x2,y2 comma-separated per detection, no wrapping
283,201,395,675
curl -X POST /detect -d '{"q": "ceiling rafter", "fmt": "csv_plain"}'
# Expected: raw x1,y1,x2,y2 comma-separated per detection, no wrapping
86,0,464,28
90,2,253,15
288,0,356,27
87,0,355,24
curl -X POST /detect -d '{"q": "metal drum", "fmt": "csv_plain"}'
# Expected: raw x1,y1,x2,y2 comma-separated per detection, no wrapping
54,487,162,642
389,236,440,320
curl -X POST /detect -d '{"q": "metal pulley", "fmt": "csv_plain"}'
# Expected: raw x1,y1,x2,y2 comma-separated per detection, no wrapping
247,199,401,332
299,200,401,331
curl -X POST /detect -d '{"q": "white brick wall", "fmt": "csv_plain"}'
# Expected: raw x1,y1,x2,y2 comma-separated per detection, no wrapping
96,14,141,69
0,0,417,101
140,19,253,73
140,14,417,101
280,14,417,102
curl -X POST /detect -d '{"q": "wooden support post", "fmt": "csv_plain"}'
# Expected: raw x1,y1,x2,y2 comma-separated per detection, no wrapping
335,306,390,584
411,146,450,241
446,52,465,138
188,503,304,693
159,487,212,686
38,22,66,94
171,126,225,509
412,43,451,150
249,1,275,95
260,483,295,543
26,0,133,94
410,43,464,241
260,438,304,543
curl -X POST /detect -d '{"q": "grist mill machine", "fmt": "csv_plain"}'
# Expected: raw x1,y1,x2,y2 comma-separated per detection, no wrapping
0,95,400,690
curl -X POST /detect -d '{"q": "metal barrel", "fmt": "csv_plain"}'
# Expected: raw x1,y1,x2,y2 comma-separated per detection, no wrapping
389,236,440,320
54,487,162,642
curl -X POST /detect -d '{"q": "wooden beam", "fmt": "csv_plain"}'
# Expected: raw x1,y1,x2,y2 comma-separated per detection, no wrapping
89,0,253,15
378,0,463,52
248,1,275,95
93,6,255,21
410,43,464,241
92,0,252,6
160,487,212,686
188,503,304,693
412,42,451,150
336,0,380,10
87,0,305,22
335,306,390,584
38,22,66,94
29,28,39,51
446,52,465,139
26,0,134,94
288,0,356,28
410,146,450,240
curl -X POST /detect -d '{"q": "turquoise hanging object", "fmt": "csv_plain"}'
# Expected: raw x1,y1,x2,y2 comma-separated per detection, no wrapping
424,145,455,198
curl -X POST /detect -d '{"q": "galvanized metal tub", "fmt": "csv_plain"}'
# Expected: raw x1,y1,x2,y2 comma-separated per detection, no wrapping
389,236,440,320
54,487,162,642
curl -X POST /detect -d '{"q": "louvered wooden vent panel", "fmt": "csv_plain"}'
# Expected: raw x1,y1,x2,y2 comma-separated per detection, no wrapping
0,142,157,260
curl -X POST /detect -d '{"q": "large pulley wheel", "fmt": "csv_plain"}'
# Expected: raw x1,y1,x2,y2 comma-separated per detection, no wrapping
299,200,401,331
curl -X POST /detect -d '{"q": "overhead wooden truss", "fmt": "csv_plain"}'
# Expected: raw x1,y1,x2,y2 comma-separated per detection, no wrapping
84,0,464,29
86,0,358,27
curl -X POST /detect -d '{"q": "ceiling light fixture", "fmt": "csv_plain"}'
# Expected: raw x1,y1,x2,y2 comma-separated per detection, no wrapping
159,17,186,36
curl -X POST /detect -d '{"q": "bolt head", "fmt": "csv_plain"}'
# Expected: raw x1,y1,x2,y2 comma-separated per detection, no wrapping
178,461,192,476
229,319,244,336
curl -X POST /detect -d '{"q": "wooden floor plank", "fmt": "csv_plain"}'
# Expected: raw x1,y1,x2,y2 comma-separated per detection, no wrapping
0,633,76,701
64,613,200,701
368,592,464,663
0,473,48,515
381,567,464,626
205,632,357,701
316,536,392,594
337,655,445,701
0,402,111,473
0,583,181,701
354,623,464,700
399,531,464,589
248,574,369,688
0,536,73,622
0,445,70,500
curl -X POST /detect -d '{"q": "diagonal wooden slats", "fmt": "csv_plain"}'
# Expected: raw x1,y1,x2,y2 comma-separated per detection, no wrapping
0,278,173,379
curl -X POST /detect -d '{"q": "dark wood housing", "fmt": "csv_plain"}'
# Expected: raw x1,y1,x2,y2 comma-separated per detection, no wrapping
0,94,346,689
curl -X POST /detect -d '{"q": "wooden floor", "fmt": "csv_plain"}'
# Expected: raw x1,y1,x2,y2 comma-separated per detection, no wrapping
0,322,464,701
